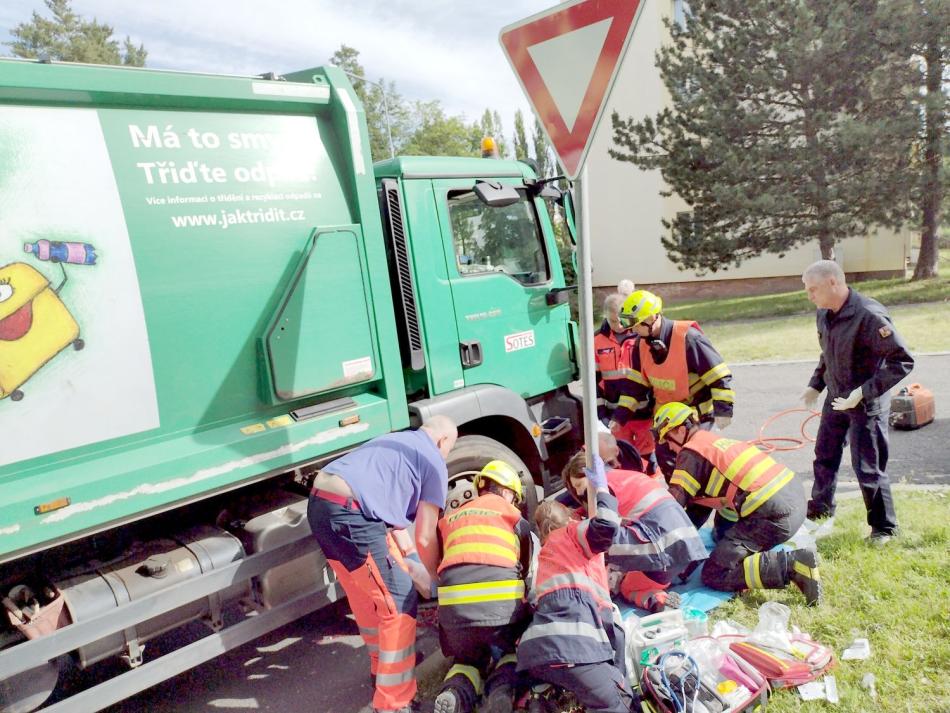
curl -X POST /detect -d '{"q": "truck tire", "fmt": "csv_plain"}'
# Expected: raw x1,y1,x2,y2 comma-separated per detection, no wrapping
445,435,540,520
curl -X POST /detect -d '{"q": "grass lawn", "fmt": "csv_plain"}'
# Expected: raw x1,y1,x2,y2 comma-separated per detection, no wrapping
663,250,950,325
417,491,950,712
703,301,950,363
712,489,950,712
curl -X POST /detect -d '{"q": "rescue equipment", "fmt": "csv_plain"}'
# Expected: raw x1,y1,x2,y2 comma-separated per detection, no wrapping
890,383,935,430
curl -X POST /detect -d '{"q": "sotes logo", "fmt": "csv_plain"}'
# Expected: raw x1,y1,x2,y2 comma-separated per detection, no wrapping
504,330,536,353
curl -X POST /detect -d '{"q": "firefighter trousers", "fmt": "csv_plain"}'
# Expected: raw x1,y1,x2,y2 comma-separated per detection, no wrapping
527,661,635,713
438,623,523,712
811,398,898,535
308,497,419,711
700,501,804,592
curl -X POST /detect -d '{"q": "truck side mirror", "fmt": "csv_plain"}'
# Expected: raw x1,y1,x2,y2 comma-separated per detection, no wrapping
473,180,520,207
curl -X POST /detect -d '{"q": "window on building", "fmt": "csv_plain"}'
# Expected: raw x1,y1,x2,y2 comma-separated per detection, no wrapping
448,190,550,285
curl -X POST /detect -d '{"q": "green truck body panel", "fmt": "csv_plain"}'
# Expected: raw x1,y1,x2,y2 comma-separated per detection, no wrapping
0,60,576,565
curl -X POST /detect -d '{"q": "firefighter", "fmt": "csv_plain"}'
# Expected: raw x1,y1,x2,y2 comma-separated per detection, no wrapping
618,289,734,480
653,402,821,606
801,260,914,544
562,449,708,612
517,456,638,713
433,461,534,713
307,416,458,713
596,293,657,474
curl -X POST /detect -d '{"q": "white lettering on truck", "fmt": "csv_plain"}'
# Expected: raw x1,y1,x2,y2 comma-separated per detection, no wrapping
504,330,536,353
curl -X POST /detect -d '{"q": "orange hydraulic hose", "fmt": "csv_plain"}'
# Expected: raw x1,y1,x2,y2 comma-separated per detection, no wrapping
753,407,821,452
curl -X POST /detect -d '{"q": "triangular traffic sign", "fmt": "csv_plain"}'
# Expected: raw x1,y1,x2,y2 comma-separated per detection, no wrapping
500,0,643,179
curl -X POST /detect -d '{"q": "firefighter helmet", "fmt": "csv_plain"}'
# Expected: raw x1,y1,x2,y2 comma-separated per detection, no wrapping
653,402,696,443
619,290,663,327
474,460,524,504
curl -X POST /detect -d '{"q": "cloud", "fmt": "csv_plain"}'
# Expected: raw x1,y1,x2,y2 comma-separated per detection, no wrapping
1,0,548,137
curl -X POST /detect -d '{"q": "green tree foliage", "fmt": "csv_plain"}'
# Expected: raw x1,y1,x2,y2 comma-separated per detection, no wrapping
610,0,917,273
887,0,950,280
532,116,555,179
329,44,411,161
513,109,529,160
401,100,479,157
6,0,146,66
477,109,509,158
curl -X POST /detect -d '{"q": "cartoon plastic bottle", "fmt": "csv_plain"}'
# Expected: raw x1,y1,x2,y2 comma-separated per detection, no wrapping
23,240,97,265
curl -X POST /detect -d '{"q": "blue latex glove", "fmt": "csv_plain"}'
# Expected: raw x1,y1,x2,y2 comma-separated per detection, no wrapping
405,552,422,564
584,454,608,491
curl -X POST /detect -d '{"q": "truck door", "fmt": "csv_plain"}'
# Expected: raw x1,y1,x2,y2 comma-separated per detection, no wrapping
432,179,575,396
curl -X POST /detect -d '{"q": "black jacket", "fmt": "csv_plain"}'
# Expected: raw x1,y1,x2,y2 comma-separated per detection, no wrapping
808,289,914,403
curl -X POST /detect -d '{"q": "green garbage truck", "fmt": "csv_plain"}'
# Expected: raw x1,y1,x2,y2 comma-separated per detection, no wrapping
0,58,584,711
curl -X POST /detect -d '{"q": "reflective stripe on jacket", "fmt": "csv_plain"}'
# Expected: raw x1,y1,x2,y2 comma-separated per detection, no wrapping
605,470,708,571
676,430,794,516
518,519,619,668
438,493,523,571
639,321,696,405
437,493,529,628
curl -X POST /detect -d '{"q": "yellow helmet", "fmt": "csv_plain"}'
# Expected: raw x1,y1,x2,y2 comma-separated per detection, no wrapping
653,402,696,442
619,290,663,327
474,460,523,504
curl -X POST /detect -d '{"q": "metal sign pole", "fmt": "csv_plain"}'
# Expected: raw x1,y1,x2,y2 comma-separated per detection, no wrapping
574,164,599,515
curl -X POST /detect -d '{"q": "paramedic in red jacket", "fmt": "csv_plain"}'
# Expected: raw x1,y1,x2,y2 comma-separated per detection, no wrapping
562,449,708,612
517,456,638,713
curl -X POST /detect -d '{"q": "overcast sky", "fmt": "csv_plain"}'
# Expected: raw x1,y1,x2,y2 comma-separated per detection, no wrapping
0,0,557,139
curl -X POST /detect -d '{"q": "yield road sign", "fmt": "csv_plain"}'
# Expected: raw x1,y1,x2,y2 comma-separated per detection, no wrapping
500,0,643,179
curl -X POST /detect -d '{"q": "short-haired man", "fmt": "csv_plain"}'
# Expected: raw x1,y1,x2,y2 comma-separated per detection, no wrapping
308,416,458,713
801,260,914,544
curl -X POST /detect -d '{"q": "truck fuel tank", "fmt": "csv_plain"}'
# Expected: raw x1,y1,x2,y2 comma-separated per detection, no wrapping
56,526,248,668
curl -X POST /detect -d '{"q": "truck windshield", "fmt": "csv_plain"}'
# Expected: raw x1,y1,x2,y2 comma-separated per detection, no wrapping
448,190,549,285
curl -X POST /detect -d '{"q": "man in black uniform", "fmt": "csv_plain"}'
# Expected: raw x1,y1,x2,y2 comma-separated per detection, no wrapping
801,260,914,544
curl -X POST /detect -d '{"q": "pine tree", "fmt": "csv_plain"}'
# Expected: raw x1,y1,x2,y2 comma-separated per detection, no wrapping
610,0,917,273
6,0,146,66
889,0,950,280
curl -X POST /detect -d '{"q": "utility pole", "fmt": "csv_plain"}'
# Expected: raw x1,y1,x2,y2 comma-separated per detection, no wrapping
338,69,395,160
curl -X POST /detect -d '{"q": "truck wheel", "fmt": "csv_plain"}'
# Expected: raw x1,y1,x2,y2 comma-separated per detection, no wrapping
445,435,540,520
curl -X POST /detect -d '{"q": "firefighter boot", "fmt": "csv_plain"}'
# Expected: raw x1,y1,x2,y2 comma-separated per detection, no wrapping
434,664,480,713
483,653,517,713
788,548,822,606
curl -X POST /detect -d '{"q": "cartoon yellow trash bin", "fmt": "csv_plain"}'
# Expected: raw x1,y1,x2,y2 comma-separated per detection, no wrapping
0,262,82,401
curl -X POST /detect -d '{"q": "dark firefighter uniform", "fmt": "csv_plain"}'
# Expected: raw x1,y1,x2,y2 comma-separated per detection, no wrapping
624,319,734,478
602,470,708,611
807,288,914,535
435,493,533,712
518,492,635,713
668,431,820,604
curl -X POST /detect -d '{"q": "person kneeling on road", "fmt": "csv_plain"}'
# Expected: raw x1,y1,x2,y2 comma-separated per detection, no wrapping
433,461,534,713
653,403,822,606
517,456,639,713
562,444,708,613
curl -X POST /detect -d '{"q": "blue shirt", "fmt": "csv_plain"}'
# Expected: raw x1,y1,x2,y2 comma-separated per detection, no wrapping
323,429,448,528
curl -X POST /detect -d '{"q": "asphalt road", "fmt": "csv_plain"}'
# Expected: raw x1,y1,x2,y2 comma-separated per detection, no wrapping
64,354,948,713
